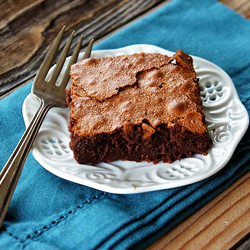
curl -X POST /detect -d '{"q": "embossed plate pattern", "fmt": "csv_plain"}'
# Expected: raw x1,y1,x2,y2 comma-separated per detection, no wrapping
22,45,249,194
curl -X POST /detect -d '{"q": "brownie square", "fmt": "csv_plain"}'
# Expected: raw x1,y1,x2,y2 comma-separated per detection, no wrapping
68,50,210,164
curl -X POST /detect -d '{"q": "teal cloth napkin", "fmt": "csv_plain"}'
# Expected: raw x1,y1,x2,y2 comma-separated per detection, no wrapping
1,0,250,249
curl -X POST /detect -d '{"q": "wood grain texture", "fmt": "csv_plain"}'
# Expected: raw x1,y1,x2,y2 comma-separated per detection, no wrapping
1,0,250,249
0,0,167,97
219,0,250,19
234,235,250,250
147,171,250,250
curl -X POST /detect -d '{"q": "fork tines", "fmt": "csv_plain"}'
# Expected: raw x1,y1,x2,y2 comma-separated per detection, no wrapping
35,26,94,89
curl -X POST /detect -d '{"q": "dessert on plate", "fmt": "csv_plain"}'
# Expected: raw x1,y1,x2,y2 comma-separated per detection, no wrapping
67,50,210,164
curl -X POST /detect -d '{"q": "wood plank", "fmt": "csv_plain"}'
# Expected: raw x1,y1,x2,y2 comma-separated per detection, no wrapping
219,0,250,20
1,0,250,249
234,235,250,250
147,171,250,250
0,0,167,97
0,0,42,29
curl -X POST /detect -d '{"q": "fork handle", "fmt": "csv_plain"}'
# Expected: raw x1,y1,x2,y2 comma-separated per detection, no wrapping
0,100,51,228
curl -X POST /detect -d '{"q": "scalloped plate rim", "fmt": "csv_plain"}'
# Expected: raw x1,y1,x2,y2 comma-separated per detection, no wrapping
22,44,249,194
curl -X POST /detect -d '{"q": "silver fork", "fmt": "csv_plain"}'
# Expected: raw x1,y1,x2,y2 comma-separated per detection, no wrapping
0,27,94,229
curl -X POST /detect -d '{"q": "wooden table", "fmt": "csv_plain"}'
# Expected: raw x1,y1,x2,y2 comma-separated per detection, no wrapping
0,1,250,249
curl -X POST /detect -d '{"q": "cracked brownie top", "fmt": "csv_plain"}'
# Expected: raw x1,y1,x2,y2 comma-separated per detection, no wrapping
69,50,207,136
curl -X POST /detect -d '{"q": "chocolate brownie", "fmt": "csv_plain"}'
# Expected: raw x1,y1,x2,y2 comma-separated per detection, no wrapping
68,50,210,164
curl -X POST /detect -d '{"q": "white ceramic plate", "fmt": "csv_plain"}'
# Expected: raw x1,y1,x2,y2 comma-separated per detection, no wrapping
22,44,249,194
